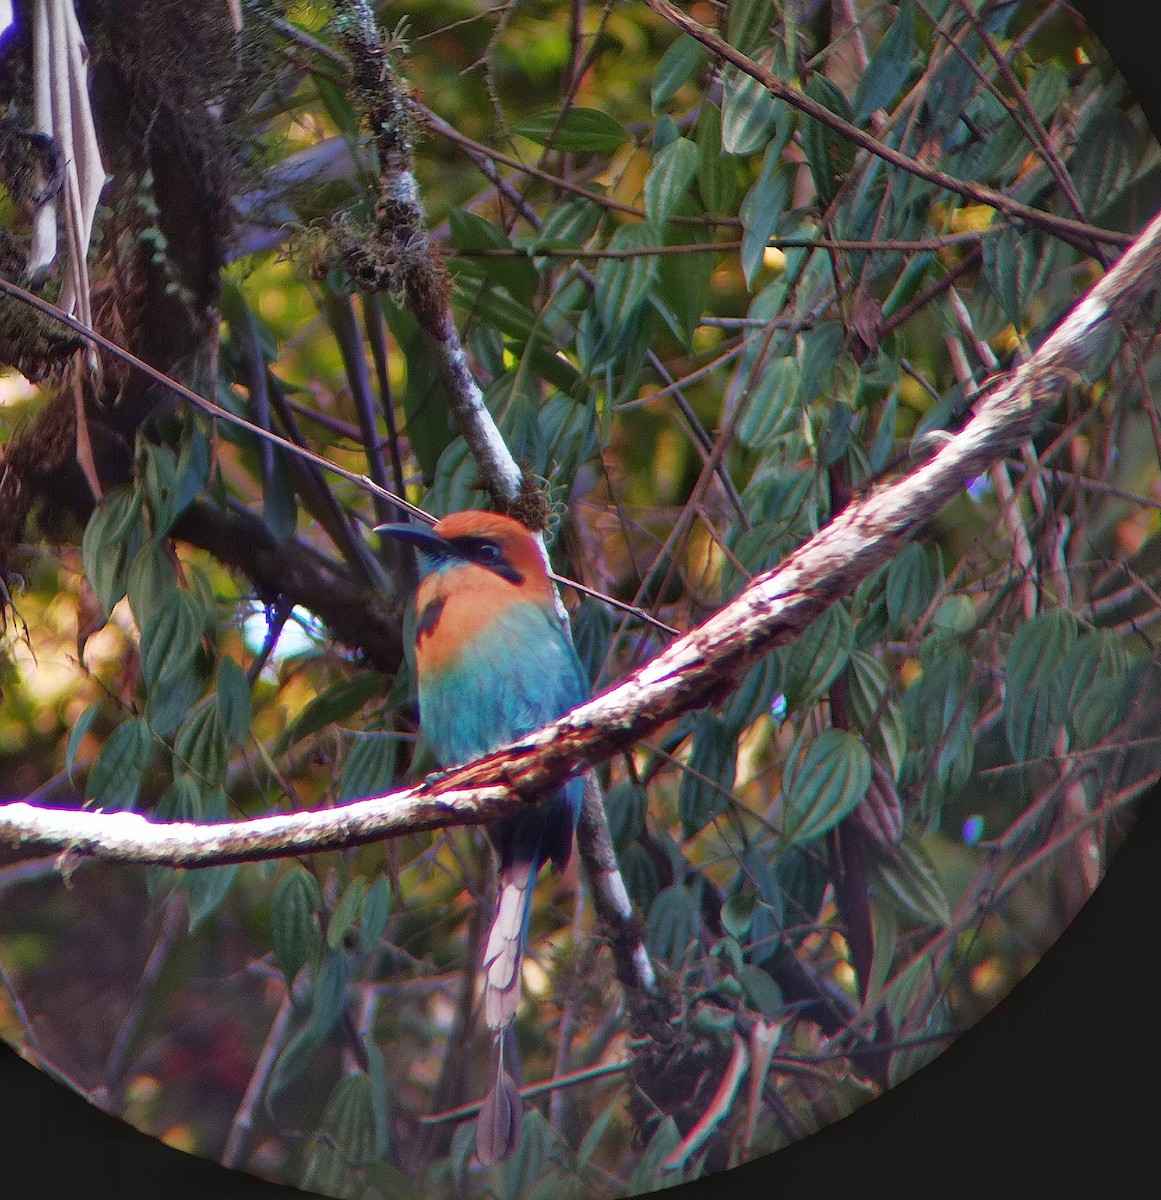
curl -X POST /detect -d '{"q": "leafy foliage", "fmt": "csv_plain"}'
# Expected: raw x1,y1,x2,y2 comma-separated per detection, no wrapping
1,2,1159,1197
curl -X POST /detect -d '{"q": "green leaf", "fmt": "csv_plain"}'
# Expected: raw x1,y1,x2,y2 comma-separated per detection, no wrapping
395,310,455,483
269,951,351,1100
140,590,205,690
628,1118,682,1194
983,226,1060,328
654,212,714,345
314,72,361,146
845,649,889,736
738,964,783,1018
279,672,384,752
721,890,756,940
324,1072,385,1166
339,731,397,803
173,418,210,515
890,992,950,1088
364,1038,391,1165
126,540,178,630
885,542,941,630
308,950,352,1038
359,873,392,955
140,441,181,537
262,445,298,545
450,209,537,304
595,223,660,330
727,0,772,52
679,712,737,836
1003,609,1077,762
736,355,800,449
645,884,699,966
145,663,205,741
867,901,899,1002
782,603,853,710
652,34,706,113
722,45,783,156
868,384,900,474
174,702,229,787
801,74,855,207
577,1093,623,1169
1071,107,1136,213
722,653,782,732
911,640,977,798
272,866,322,985
66,701,101,784
1062,630,1129,749
215,656,252,746
783,729,873,844
644,137,698,228
1026,63,1069,127
184,859,239,932
695,104,736,214
531,197,602,252
953,92,1025,185
932,595,975,633
156,771,202,821
881,252,934,320
820,397,855,467
512,108,629,154
798,319,846,404
506,1111,554,1200
327,875,368,952
176,792,237,931
852,0,916,123
604,780,649,848
86,717,152,811
741,135,792,287
865,834,951,928
82,487,145,615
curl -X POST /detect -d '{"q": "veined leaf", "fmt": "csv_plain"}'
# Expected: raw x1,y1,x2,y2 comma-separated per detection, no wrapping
82,487,146,616
852,0,916,122
646,884,699,966
652,34,706,113
737,355,800,449
272,866,323,985
1003,609,1077,762
866,834,951,928
722,46,784,156
886,542,942,630
644,137,698,228
86,717,152,811
595,223,660,330
279,672,385,752
782,603,853,710
783,729,872,844
512,108,628,154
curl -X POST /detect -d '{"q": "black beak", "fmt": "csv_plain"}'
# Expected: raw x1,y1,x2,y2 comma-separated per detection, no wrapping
374,522,449,555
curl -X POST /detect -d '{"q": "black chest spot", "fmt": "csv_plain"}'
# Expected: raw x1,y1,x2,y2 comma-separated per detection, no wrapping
416,595,447,644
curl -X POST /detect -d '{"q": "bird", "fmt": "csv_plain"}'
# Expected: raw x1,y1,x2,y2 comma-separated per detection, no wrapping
376,509,590,1164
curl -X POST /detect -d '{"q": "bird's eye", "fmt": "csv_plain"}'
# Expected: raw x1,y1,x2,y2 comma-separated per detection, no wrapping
477,540,502,563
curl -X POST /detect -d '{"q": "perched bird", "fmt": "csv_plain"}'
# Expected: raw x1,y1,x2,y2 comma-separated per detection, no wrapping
376,510,590,1164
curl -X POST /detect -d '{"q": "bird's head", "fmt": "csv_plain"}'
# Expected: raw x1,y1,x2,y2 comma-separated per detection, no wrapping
376,511,555,605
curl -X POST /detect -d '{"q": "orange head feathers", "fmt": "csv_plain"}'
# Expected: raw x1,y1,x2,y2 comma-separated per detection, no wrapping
375,511,558,675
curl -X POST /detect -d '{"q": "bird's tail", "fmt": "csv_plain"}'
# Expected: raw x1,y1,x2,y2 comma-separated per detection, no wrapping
476,1036,522,1166
482,857,537,1033
476,857,537,1164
